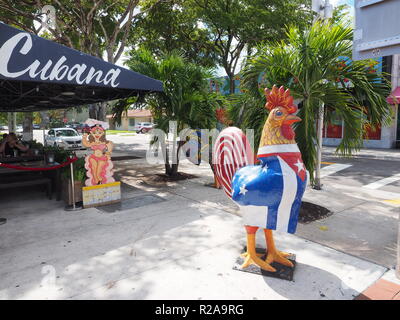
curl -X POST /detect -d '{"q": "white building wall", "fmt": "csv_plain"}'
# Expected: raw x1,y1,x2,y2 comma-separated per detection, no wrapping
392,54,400,143
392,54,400,89
127,117,152,130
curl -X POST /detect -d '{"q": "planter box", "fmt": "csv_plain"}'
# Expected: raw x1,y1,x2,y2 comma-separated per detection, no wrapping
82,181,121,208
62,179,83,205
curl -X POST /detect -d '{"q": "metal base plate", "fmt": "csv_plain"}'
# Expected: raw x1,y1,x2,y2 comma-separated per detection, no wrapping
65,201,84,211
233,247,296,281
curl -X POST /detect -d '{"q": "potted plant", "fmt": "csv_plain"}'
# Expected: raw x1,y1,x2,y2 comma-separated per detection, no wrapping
25,139,44,156
43,145,71,164
61,157,86,205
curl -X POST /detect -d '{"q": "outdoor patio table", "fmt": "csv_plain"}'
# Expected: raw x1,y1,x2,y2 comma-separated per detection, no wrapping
0,159,63,200
0,155,43,163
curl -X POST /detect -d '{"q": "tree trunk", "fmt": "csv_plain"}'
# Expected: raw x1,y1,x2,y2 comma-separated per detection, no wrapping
39,111,50,129
164,140,184,176
22,112,33,141
98,102,107,121
7,112,16,133
229,76,236,94
170,164,179,176
88,104,98,119
88,103,107,121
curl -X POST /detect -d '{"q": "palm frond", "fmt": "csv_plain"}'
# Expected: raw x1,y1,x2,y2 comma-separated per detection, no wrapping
239,19,392,185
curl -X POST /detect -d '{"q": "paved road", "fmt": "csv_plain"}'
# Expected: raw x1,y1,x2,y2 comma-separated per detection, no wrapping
321,156,400,195
107,133,150,159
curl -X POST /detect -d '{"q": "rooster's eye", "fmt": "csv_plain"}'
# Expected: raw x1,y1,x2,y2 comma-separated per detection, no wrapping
276,110,283,116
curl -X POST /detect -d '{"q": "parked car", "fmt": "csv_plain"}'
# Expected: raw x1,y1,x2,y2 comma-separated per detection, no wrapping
134,122,154,133
44,128,85,150
16,125,23,133
81,124,91,134
65,122,90,133
0,125,8,131
66,122,81,130
74,123,91,134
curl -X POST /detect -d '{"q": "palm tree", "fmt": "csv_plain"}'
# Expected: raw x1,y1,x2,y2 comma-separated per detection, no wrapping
238,19,392,187
126,49,223,176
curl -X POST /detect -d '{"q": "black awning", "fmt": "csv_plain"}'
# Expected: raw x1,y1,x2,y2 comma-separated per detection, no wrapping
0,22,163,112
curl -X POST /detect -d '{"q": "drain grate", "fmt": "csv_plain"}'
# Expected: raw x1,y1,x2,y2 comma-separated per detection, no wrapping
96,194,166,213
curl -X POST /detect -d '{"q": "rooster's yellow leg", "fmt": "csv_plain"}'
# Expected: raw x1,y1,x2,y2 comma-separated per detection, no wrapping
264,229,294,267
241,226,276,272
213,173,221,189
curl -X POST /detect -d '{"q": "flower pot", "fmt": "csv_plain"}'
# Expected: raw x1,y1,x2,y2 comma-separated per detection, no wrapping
45,151,55,164
62,179,83,205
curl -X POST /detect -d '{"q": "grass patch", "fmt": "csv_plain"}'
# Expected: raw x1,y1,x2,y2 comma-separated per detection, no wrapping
106,130,136,135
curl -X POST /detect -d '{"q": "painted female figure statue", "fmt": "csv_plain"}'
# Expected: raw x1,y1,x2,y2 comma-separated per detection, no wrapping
82,125,115,186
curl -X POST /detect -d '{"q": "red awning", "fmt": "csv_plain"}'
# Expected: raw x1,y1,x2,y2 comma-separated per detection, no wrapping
387,87,400,105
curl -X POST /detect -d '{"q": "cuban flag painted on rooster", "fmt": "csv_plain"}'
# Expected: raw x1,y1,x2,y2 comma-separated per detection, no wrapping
213,85,308,236
232,144,307,234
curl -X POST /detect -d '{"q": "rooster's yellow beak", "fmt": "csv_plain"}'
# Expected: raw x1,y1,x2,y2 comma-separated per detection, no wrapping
283,114,301,125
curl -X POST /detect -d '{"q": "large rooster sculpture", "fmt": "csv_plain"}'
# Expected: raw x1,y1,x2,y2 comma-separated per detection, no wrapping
213,85,307,272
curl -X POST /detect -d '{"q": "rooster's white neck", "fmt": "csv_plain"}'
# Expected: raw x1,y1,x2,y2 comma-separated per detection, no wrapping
257,144,300,157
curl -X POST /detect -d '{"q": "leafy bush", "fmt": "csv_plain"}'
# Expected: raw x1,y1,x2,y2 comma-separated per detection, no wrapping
61,157,86,183
43,145,72,163
25,139,44,150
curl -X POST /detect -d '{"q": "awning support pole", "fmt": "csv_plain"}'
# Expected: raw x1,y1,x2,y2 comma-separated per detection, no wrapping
65,154,82,211
397,210,400,280
70,158,76,210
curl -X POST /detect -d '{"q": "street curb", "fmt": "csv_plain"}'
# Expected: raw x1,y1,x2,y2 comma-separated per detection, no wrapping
322,152,400,162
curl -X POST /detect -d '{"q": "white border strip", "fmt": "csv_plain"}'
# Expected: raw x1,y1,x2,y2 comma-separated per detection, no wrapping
276,156,297,232
363,173,400,190
257,144,299,155
320,164,352,178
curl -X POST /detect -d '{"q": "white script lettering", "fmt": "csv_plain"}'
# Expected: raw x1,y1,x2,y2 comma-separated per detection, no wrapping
0,32,121,87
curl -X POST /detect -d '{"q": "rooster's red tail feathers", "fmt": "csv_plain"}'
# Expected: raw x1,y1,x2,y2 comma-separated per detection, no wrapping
213,127,254,198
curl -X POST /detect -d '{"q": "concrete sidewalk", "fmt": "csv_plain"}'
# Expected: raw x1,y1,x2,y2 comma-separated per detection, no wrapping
323,146,400,161
0,158,398,300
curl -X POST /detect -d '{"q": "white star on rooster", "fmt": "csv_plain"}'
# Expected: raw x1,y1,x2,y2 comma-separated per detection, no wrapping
239,184,248,195
262,164,268,173
294,159,305,173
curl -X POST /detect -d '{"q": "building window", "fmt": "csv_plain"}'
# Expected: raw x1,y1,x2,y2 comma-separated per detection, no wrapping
363,124,381,140
361,109,381,140
323,110,343,139
129,118,136,126
322,107,382,141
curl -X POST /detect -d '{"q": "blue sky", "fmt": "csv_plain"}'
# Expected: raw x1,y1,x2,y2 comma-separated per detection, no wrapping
333,0,354,17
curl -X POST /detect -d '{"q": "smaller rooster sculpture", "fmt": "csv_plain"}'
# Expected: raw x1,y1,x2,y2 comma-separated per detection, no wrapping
213,85,307,272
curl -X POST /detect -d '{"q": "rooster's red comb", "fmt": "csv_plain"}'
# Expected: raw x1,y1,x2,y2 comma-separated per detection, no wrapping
264,85,297,114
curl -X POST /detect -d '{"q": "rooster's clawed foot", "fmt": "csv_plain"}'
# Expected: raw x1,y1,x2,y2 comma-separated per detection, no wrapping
264,229,294,268
265,250,294,268
242,226,276,272
241,251,276,272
